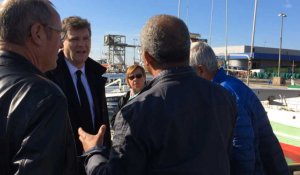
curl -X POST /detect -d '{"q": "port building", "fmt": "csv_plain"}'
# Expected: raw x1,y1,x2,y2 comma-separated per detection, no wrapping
213,45,300,71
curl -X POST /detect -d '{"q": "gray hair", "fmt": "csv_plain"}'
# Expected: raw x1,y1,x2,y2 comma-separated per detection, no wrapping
190,41,218,72
140,14,190,66
0,0,54,45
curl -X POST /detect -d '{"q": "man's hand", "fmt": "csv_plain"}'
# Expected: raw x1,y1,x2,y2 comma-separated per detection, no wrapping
78,125,106,152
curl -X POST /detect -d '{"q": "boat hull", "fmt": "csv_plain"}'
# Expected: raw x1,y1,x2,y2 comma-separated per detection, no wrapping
280,142,300,163
267,108,300,164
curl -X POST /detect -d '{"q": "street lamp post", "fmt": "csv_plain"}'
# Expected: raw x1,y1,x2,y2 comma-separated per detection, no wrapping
278,13,287,77
133,38,137,64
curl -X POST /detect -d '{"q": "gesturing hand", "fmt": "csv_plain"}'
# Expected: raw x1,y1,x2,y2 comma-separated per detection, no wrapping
78,125,106,152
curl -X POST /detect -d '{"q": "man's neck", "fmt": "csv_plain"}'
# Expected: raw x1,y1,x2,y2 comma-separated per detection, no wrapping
64,57,85,69
208,69,219,81
150,69,162,78
150,62,189,78
0,42,31,61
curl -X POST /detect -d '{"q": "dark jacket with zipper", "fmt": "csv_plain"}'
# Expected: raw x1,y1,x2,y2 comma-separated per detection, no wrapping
110,91,130,127
84,66,237,175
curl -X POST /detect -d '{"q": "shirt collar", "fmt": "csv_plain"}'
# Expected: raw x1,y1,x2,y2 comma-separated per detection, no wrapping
65,58,86,76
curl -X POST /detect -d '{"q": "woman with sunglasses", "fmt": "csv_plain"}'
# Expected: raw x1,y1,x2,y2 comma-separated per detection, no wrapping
110,64,146,127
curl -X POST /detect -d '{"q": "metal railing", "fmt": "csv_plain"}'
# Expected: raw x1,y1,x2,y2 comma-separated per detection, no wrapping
105,78,129,94
105,78,122,89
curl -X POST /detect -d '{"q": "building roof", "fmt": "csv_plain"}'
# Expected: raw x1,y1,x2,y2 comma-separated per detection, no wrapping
213,45,300,61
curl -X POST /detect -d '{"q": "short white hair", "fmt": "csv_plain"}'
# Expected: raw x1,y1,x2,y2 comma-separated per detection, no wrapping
190,41,218,72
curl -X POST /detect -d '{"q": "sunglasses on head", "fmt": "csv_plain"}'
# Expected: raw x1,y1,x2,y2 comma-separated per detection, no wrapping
128,73,143,80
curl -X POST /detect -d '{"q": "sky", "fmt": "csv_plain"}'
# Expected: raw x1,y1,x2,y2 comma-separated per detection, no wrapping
2,0,300,65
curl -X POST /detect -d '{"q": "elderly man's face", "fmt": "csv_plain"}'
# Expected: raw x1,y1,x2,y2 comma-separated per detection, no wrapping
42,11,62,72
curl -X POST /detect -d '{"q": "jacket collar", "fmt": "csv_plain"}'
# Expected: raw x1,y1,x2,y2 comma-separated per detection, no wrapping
57,50,107,75
141,66,195,93
0,50,42,75
212,67,227,84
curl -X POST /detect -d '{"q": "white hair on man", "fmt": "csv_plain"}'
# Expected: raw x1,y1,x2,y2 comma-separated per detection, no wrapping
190,41,218,72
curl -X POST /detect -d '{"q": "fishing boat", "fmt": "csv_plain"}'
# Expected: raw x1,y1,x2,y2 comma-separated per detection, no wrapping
265,105,300,164
252,86,300,164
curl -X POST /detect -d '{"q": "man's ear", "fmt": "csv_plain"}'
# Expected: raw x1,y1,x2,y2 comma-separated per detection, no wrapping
144,51,153,67
29,23,46,45
195,65,205,74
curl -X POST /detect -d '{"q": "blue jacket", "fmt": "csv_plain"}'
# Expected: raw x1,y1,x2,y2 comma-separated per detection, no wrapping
84,66,237,175
213,68,289,175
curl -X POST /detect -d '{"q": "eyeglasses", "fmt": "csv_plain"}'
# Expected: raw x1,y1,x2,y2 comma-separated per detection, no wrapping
128,73,143,80
46,25,66,40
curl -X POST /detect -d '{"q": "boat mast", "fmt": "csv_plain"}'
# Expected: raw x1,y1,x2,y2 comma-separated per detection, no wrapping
248,0,258,85
209,0,214,45
178,0,181,18
225,0,229,75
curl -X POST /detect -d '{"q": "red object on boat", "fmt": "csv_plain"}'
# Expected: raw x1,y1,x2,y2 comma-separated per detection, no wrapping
280,142,300,163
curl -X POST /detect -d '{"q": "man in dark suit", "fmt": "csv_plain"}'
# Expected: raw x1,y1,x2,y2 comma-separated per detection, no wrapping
46,16,111,175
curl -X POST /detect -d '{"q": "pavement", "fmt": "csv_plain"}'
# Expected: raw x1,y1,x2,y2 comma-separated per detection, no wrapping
240,78,300,89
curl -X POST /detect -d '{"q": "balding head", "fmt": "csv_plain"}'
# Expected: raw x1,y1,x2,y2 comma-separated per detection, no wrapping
140,15,190,68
